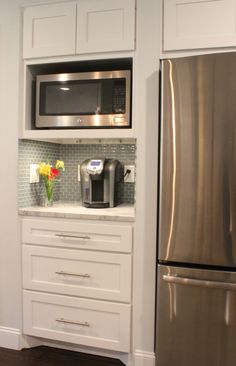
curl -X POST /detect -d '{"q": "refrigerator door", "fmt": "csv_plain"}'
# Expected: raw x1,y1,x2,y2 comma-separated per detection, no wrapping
156,264,236,366
159,53,236,266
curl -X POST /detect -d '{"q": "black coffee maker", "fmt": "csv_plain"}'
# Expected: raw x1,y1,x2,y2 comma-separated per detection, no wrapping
80,158,121,208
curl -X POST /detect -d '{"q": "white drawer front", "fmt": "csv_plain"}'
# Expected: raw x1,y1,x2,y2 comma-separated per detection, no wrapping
23,245,131,302
22,219,132,253
23,291,131,352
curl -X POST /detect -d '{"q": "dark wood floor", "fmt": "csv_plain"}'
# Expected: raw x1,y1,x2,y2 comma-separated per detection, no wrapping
0,346,125,366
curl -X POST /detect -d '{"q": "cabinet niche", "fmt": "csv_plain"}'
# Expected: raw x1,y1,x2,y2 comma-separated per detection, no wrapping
22,58,134,140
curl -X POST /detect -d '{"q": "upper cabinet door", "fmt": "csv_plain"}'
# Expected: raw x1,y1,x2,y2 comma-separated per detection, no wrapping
76,0,135,54
163,0,236,51
23,2,76,59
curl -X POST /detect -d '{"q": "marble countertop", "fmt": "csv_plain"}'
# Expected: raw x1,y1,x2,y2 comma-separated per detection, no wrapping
18,202,135,222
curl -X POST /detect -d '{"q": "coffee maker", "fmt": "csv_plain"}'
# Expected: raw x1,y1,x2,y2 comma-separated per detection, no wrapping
80,158,121,208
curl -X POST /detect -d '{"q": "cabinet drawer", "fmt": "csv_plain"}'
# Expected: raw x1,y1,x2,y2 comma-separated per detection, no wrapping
23,290,131,352
22,219,132,253
23,245,131,302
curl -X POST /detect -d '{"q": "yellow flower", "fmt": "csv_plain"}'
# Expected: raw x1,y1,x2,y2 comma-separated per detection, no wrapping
38,162,51,177
55,160,65,171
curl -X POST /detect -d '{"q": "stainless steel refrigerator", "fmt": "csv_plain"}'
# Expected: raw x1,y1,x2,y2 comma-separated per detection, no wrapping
156,53,236,366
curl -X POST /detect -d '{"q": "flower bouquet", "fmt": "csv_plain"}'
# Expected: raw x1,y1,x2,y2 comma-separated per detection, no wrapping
38,160,65,206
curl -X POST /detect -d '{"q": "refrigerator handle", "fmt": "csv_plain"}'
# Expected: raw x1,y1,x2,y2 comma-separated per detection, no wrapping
163,275,236,291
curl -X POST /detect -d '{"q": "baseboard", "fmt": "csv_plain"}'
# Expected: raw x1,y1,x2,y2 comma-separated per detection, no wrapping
0,330,156,366
0,326,22,350
134,351,156,366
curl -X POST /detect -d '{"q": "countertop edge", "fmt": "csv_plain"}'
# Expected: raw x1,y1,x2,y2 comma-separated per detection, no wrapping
18,204,136,222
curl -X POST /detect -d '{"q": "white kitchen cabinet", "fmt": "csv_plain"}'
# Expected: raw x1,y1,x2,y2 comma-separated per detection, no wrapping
23,2,76,58
23,0,135,59
23,290,131,352
22,218,132,253
163,0,236,51
76,0,135,54
22,244,132,302
21,216,133,352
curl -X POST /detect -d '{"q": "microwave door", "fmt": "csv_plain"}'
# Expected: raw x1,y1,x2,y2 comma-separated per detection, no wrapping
35,70,131,128
39,82,100,114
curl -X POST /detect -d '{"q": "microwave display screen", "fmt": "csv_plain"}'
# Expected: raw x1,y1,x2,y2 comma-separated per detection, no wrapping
39,79,126,116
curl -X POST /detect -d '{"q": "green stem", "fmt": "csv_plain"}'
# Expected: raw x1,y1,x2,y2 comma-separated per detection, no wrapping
43,177,55,201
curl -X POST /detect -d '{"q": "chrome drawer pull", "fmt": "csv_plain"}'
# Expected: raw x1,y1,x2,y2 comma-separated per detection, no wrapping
55,233,90,240
55,270,91,278
56,318,90,327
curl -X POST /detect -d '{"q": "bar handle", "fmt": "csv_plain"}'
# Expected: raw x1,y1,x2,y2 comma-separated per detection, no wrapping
163,275,236,291
55,233,90,240
56,318,90,327
55,270,90,278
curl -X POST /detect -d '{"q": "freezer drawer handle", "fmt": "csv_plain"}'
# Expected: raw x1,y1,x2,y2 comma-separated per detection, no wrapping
55,270,91,278
55,233,90,240
56,318,90,327
163,275,236,291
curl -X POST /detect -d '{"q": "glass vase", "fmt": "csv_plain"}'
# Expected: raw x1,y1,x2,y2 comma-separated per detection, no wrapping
42,195,53,207
42,178,54,207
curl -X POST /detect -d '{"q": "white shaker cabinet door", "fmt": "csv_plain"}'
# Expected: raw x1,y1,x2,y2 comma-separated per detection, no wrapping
76,0,135,54
23,2,76,58
163,0,236,51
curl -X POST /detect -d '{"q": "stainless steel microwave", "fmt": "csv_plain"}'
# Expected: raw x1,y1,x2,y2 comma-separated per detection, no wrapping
35,70,131,128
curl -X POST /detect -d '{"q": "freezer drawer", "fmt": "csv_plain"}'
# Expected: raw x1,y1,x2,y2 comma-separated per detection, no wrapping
156,264,236,366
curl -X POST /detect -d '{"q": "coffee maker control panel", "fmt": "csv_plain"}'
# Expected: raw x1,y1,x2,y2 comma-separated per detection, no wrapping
87,159,104,175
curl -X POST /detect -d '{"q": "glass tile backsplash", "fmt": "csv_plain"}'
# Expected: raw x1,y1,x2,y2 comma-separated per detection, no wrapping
18,139,136,208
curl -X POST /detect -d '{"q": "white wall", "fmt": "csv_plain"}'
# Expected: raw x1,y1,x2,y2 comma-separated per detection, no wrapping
0,0,22,330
